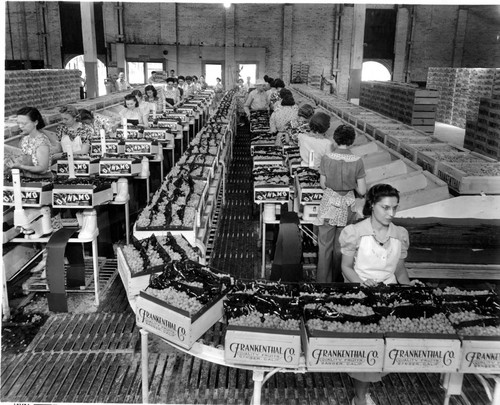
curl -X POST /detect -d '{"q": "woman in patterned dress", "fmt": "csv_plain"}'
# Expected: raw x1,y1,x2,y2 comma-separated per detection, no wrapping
270,89,298,145
52,105,94,159
7,107,53,178
315,124,366,283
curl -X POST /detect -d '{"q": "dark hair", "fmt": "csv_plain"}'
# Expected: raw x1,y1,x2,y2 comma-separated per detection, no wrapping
333,124,356,147
185,76,193,81
151,71,156,75
59,105,80,119
273,78,285,89
280,89,295,106
309,111,330,134
266,77,274,84
298,104,314,119
16,106,45,129
131,89,143,98
144,85,157,98
78,109,93,123
192,75,198,80
216,77,221,81
263,75,269,81
166,77,175,84
362,184,400,216
124,94,139,107
178,75,185,81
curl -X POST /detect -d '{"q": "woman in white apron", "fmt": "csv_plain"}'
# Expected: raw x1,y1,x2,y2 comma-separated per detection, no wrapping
339,183,421,405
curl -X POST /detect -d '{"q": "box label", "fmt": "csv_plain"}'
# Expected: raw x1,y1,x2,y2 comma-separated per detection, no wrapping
124,142,152,154
91,143,119,155
137,299,189,344
53,191,93,207
306,336,384,371
255,190,289,202
144,130,169,141
157,121,178,130
3,189,40,205
384,338,461,372
100,162,132,175
460,340,500,373
56,162,90,176
225,329,300,367
301,191,323,203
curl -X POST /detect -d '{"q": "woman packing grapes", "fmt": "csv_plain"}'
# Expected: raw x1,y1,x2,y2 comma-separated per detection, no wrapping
339,183,421,405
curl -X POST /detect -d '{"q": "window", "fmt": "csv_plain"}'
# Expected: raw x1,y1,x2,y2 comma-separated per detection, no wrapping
127,62,145,85
204,63,223,87
238,64,257,86
127,62,164,84
146,62,164,80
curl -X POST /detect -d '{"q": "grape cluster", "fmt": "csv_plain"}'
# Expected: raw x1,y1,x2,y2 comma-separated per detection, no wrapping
307,319,381,334
122,245,145,274
457,326,500,336
448,311,490,324
229,312,300,330
146,245,163,267
379,314,455,334
316,303,374,317
147,287,203,314
434,287,491,296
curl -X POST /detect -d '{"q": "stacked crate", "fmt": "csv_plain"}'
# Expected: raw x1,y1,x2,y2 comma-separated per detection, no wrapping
4,69,81,117
426,67,497,129
359,81,438,133
290,63,309,84
469,98,500,160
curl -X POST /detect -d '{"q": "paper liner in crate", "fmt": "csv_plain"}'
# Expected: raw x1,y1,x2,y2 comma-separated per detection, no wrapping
253,165,291,203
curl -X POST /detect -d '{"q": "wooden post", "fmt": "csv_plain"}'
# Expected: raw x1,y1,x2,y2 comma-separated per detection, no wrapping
80,2,98,98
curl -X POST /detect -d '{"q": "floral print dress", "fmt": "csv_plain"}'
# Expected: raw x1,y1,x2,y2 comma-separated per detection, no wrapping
19,132,52,176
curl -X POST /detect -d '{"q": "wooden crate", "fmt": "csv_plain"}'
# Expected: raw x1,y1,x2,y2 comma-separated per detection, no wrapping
384,333,461,373
301,323,384,372
224,325,301,368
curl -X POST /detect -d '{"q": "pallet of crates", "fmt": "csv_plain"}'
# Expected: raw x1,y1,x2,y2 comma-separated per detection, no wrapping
474,98,500,160
435,152,500,195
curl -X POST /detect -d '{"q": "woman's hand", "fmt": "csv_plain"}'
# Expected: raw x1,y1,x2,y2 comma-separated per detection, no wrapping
361,278,379,287
407,279,425,287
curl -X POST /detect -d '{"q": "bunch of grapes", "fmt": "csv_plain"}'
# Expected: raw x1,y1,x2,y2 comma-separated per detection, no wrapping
229,312,300,330
136,209,152,227
314,303,375,317
150,212,167,227
122,245,145,274
147,287,203,314
379,313,455,334
448,311,491,324
306,319,381,334
172,235,198,261
457,325,500,336
146,244,163,267
434,287,491,296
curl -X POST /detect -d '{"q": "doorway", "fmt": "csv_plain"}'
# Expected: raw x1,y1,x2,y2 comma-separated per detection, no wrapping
65,55,107,97
238,64,257,86
204,63,223,87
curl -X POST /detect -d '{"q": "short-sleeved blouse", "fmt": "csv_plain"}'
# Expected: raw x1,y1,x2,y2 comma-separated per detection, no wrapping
119,108,145,126
56,123,94,144
319,149,366,192
19,132,52,169
297,132,333,169
340,218,409,259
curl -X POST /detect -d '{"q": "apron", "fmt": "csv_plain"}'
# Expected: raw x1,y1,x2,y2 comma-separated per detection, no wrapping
354,235,402,284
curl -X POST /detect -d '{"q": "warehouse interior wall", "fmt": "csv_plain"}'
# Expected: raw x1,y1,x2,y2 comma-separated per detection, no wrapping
4,2,500,96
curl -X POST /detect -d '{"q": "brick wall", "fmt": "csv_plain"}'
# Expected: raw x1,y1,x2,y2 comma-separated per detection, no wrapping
291,4,336,80
462,6,500,68
409,5,459,82
4,70,81,118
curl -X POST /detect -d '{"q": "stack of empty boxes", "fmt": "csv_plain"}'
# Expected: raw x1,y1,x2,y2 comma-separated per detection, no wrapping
359,81,439,134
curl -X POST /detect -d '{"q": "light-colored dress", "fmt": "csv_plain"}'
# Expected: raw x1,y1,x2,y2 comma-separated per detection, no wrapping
56,123,94,153
269,105,299,133
339,217,409,285
297,132,333,169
